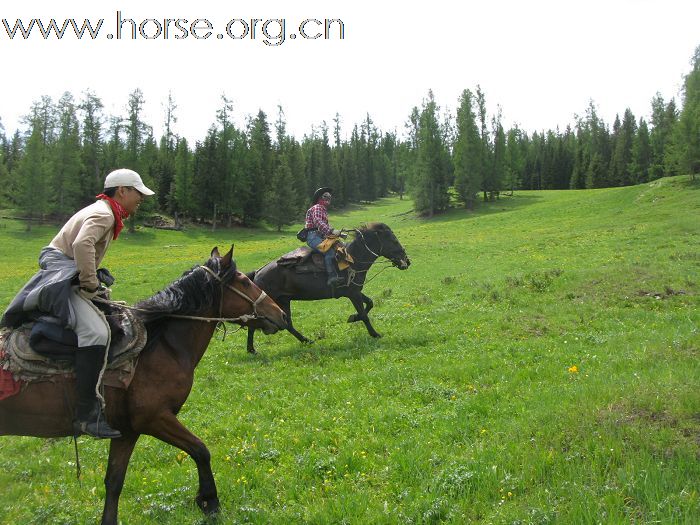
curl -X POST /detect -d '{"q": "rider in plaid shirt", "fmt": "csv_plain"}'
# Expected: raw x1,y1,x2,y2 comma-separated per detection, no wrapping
305,187,344,286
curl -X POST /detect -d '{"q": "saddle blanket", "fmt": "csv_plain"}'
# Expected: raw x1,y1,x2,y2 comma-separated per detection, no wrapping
0,307,147,397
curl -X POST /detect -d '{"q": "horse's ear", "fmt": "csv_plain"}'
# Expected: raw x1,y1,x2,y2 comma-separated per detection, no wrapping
211,246,220,258
221,244,234,268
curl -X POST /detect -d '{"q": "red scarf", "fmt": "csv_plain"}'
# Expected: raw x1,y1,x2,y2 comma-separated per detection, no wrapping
96,194,129,239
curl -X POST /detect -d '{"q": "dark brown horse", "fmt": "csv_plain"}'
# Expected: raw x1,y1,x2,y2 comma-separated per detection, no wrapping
0,246,287,525
245,223,410,353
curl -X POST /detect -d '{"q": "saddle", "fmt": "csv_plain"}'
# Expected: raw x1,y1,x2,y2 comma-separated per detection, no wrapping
0,303,147,390
277,242,354,273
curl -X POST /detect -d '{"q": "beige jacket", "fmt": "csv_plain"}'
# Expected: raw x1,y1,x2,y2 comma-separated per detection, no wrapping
49,200,115,290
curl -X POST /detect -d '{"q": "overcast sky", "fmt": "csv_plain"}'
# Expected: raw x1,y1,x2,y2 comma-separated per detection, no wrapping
1,0,698,144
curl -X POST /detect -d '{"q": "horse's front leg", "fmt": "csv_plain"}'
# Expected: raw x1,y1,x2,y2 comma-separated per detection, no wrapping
247,326,257,354
146,412,219,515
102,433,139,525
362,293,374,315
348,294,381,338
347,292,374,324
279,298,311,344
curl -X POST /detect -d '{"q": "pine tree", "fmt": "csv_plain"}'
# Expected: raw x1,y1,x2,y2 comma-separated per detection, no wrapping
266,153,296,231
583,101,613,188
16,97,55,227
412,90,450,216
17,125,50,228
155,92,178,210
380,131,397,197
137,133,159,217
675,45,700,178
0,119,8,207
171,137,193,219
79,90,104,196
610,108,637,186
346,125,362,204
215,95,240,226
6,130,22,176
287,137,307,213
649,94,677,179
244,110,273,225
662,99,680,177
586,152,607,189
124,88,149,169
571,114,590,189
453,89,482,209
103,115,124,172
192,126,219,224
631,118,651,183
475,86,493,201
504,126,526,193
360,114,377,201
490,109,506,197
52,92,83,215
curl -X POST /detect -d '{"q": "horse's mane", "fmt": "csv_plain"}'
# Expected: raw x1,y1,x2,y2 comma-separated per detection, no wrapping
358,222,393,234
358,222,387,233
356,222,398,242
135,257,237,323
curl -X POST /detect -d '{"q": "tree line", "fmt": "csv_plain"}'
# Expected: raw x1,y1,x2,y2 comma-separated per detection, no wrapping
0,46,697,225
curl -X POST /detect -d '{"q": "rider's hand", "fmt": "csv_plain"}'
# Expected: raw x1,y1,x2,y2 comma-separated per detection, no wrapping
79,285,109,300
79,287,100,300
331,229,341,237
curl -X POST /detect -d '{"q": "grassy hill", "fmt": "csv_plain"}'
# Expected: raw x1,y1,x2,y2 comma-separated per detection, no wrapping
1,176,698,524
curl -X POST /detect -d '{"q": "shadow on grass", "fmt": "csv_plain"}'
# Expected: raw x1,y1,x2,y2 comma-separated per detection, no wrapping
242,329,382,364
421,193,545,225
680,176,700,190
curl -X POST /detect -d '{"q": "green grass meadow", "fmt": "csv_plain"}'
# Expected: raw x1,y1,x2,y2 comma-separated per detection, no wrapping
0,176,698,524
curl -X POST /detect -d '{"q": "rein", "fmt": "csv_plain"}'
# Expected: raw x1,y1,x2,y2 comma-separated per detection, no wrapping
93,266,267,325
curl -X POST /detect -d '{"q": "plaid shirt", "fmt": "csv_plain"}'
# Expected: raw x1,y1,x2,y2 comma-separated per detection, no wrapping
305,203,333,236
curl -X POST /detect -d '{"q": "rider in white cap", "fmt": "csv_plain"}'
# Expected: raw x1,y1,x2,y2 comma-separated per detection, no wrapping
1,168,154,439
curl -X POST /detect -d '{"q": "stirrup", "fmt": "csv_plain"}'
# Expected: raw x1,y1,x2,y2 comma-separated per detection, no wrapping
327,275,344,287
73,411,122,439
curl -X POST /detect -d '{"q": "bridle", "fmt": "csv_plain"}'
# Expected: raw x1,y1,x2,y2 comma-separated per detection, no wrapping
341,229,408,287
197,265,269,320
351,228,381,259
350,229,407,269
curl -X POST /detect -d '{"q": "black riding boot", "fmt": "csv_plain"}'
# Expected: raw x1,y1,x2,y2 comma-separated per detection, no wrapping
324,258,344,287
74,345,121,439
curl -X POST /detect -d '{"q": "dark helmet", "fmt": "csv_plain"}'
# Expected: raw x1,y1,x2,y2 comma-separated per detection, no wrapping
312,187,333,204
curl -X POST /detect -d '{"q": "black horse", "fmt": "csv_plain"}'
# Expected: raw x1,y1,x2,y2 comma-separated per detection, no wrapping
245,223,410,353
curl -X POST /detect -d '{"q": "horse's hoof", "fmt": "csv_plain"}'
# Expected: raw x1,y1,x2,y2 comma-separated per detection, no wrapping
347,314,357,323
196,494,220,515
371,333,382,338
247,347,257,354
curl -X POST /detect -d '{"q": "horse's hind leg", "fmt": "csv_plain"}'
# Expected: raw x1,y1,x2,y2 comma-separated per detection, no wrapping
102,433,139,525
147,413,219,516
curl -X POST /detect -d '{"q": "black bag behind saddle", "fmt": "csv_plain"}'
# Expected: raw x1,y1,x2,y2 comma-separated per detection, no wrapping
277,246,328,273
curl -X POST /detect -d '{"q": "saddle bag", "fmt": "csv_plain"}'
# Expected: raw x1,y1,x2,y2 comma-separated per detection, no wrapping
296,228,308,242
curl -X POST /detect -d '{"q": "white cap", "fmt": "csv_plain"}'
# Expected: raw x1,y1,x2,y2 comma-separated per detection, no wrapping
104,168,155,196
